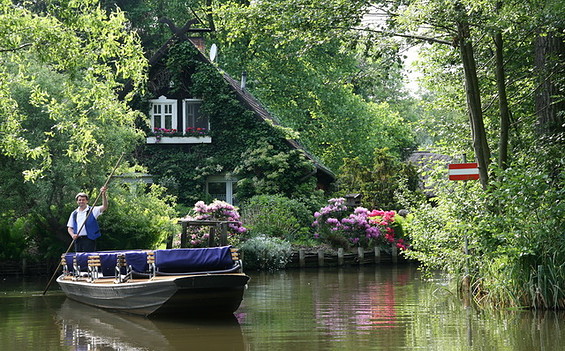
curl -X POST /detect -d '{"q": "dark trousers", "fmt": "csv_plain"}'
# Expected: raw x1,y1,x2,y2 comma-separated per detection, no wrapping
74,236,96,252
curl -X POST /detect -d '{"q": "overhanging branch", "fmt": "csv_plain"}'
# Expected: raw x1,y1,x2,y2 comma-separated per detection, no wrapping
0,43,32,53
352,27,452,46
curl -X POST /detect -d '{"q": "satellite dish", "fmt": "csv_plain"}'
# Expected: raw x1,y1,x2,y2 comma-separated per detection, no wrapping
209,43,218,62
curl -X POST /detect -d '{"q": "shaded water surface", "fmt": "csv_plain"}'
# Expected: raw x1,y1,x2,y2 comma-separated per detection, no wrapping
1,264,564,350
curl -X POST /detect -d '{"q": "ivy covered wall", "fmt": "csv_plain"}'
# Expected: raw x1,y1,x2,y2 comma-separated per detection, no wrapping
136,41,325,207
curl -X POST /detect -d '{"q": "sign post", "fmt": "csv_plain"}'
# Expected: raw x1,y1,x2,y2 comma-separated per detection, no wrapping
448,160,478,307
448,163,479,181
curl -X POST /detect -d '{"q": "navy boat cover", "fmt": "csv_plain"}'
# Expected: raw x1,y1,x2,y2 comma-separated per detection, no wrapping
155,246,234,273
64,246,233,276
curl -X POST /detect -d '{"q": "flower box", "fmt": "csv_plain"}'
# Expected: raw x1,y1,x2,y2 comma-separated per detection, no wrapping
146,136,212,144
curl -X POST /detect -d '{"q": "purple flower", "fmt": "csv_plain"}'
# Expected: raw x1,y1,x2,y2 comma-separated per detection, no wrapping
354,207,369,215
326,218,339,225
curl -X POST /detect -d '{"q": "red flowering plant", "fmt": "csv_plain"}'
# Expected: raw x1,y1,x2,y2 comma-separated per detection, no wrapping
313,198,408,251
149,127,209,141
184,127,209,136
367,210,407,250
175,200,247,248
148,127,182,141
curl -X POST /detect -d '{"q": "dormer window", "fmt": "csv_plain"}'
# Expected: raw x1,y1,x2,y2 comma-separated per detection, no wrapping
150,96,177,130
146,96,211,144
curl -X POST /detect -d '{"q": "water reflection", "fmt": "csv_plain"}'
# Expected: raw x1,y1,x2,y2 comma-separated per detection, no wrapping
312,267,409,338
56,299,245,351
2,266,565,350
239,265,565,351
237,266,418,349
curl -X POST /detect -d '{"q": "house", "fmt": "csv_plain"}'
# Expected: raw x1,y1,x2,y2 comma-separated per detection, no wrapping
134,24,335,206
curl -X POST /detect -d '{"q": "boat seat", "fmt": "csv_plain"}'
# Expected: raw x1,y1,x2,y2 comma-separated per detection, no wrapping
154,246,234,273
65,251,148,277
123,251,150,273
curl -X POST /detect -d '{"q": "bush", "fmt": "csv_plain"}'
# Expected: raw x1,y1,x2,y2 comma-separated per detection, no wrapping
234,142,319,200
240,194,312,242
312,198,408,250
0,212,28,261
175,200,247,248
240,235,292,271
98,183,178,250
337,148,421,210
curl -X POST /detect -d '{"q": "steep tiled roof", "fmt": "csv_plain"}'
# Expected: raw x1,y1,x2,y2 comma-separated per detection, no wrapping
220,73,335,181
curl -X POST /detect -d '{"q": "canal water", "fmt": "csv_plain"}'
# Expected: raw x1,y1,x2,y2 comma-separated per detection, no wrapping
1,264,564,350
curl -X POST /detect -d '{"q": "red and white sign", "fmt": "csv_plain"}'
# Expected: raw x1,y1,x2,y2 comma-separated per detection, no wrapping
448,163,479,181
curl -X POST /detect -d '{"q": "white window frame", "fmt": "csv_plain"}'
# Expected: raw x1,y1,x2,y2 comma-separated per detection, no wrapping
206,175,238,205
183,99,208,134
150,96,177,131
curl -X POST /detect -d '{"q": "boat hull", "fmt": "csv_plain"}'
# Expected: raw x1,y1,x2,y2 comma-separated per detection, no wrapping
57,273,249,317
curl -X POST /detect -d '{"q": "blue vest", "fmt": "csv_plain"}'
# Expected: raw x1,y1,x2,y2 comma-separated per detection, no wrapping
72,206,101,240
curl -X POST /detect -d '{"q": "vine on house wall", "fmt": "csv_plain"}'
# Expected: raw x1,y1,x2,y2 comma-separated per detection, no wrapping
138,41,318,207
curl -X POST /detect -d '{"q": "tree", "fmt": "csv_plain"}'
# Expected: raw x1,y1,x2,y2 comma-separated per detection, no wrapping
337,148,422,210
534,27,564,137
210,0,417,171
374,0,563,186
0,0,148,256
0,0,146,179
393,0,565,308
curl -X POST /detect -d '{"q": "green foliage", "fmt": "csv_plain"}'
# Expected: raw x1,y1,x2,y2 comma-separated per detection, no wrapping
240,194,313,242
240,235,293,271
337,148,422,210
97,183,178,250
0,0,146,179
404,140,565,308
0,0,149,260
100,0,207,55
212,0,417,172
234,142,317,200
0,213,29,261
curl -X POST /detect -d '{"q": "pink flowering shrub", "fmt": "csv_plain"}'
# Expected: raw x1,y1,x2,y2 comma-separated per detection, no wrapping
177,200,247,248
313,198,407,250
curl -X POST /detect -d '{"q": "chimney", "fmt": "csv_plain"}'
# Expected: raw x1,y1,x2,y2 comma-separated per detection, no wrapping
240,71,247,90
188,37,206,53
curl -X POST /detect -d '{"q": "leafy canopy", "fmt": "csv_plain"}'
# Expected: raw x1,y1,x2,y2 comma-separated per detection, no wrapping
0,0,147,180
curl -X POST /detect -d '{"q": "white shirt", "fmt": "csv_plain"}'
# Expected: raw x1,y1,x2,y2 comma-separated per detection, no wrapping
67,206,104,237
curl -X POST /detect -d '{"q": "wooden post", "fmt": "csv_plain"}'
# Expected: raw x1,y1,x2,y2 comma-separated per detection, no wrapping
219,222,228,246
337,248,344,266
374,247,381,263
180,221,188,248
357,247,364,264
391,245,398,263
318,250,325,267
299,249,306,268
208,226,216,247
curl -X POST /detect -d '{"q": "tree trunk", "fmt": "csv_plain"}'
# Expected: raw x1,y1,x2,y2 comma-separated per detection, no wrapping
494,31,510,170
534,30,565,137
456,18,490,189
